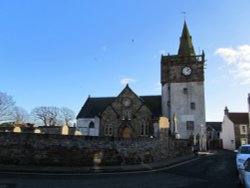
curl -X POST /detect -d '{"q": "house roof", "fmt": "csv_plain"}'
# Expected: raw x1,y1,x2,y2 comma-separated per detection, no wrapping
228,113,249,124
0,122,34,128
206,122,222,131
76,95,162,119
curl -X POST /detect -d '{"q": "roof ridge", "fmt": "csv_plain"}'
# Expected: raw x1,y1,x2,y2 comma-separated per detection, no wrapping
228,112,248,114
88,96,116,99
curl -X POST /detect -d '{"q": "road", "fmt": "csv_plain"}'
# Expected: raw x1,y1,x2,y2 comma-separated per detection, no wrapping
0,150,238,188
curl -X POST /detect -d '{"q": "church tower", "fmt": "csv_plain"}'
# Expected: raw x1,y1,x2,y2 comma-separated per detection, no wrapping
161,21,206,139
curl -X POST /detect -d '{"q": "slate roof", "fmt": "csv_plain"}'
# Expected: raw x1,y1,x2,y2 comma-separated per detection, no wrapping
227,112,249,124
141,96,162,117
206,122,222,132
77,95,162,119
178,21,196,57
76,97,115,118
228,113,249,124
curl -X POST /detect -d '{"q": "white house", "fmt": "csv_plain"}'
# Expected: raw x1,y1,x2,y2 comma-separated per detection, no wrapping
76,117,100,136
221,94,250,150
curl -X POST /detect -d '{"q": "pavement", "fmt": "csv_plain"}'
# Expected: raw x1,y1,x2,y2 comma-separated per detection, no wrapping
0,151,214,174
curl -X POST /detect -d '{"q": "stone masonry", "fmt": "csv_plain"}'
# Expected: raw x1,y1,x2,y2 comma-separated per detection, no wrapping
0,132,191,166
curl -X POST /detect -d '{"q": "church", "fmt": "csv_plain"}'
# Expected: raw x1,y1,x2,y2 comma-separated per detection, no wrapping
76,21,206,140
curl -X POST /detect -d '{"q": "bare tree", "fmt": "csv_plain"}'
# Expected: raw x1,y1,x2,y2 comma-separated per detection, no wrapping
31,106,75,126
60,107,75,126
48,107,60,126
31,106,60,126
12,106,29,124
31,107,49,126
0,91,15,122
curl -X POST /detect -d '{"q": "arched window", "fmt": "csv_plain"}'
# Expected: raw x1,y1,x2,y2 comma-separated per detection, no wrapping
122,110,131,120
89,121,95,128
140,118,149,136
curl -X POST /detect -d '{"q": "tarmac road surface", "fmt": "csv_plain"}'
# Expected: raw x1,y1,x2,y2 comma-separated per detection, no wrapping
0,150,238,188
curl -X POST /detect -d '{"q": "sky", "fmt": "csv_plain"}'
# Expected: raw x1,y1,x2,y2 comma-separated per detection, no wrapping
0,0,250,122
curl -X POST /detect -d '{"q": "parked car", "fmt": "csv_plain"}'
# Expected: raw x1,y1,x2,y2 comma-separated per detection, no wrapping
238,157,250,188
235,145,250,172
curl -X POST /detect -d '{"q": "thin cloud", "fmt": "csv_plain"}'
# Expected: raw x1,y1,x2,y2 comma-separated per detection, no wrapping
215,45,250,85
120,78,135,85
215,48,237,64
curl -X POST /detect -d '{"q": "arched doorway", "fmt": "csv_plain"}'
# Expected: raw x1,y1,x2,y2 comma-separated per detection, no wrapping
122,126,133,138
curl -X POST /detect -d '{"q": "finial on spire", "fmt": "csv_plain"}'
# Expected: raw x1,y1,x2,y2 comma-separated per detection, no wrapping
181,11,186,21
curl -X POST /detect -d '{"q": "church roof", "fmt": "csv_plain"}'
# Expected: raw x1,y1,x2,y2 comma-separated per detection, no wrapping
141,95,162,117
76,95,162,119
228,113,249,124
177,21,196,57
76,97,115,118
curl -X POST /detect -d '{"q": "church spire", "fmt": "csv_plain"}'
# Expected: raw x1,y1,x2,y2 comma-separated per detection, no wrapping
177,21,196,57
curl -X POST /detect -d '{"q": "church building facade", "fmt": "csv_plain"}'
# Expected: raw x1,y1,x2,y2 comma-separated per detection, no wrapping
76,85,161,138
76,22,206,140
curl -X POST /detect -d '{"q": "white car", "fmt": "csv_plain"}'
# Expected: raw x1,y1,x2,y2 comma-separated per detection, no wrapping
239,157,250,188
235,145,250,172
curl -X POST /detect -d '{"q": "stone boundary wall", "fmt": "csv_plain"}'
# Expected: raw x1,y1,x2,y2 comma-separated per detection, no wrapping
0,132,192,166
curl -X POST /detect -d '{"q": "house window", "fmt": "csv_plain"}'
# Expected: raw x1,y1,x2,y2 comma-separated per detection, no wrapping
183,88,188,94
190,102,196,110
167,101,171,107
140,119,149,136
89,121,95,128
241,138,248,145
104,124,113,136
186,121,194,130
240,125,247,135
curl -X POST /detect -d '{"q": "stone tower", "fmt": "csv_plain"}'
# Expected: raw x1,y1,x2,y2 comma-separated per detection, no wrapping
161,21,206,139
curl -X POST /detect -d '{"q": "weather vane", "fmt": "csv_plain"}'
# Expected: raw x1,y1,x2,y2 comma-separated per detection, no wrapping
181,11,186,21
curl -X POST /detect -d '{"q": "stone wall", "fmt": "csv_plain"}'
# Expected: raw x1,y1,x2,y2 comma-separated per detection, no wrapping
38,126,76,135
0,132,191,166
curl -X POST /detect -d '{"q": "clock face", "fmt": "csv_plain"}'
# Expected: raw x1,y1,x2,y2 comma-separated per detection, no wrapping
182,66,192,76
123,98,131,107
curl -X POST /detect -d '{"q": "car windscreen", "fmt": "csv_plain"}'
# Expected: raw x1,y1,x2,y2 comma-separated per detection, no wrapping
240,147,250,154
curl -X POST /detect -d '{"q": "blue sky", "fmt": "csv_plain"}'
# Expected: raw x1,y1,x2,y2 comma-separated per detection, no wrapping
0,0,250,121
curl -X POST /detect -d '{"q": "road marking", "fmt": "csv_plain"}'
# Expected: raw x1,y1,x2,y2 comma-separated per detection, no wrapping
151,158,200,172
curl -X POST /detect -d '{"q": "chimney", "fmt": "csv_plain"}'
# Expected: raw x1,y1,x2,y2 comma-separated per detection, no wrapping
224,106,229,115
